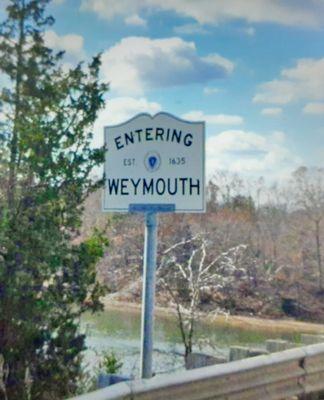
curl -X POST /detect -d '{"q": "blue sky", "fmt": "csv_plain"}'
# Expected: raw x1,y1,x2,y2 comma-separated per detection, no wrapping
3,0,324,181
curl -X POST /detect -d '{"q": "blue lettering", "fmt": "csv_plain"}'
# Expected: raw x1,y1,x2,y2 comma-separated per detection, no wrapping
135,129,143,142
189,178,200,195
114,136,124,150
171,129,182,143
125,131,134,146
107,179,119,194
131,178,141,195
143,179,154,194
121,179,129,195
167,178,177,195
146,127,153,141
179,177,188,195
156,127,164,141
156,178,166,195
184,133,193,147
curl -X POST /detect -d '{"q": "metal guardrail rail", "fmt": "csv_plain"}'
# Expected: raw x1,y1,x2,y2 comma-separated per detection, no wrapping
69,343,324,400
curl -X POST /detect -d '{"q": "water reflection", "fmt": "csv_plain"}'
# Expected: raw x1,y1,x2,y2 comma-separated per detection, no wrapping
82,306,300,378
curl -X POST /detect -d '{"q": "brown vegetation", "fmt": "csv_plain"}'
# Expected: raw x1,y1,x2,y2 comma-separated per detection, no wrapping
81,167,324,323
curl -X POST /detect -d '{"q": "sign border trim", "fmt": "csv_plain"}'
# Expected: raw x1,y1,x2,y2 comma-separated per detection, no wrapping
102,112,205,213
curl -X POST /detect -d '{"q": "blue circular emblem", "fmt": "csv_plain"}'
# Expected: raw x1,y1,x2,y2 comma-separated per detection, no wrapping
144,151,161,172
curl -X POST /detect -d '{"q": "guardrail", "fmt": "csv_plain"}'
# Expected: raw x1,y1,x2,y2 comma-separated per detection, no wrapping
69,343,324,400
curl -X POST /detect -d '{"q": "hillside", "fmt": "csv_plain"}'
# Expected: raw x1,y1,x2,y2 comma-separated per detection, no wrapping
80,170,324,323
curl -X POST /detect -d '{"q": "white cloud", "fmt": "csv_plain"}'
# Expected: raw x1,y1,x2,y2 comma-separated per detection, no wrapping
81,0,324,28
242,27,255,36
173,23,208,35
261,107,282,116
203,87,221,95
101,36,234,95
81,0,142,20
92,96,162,147
44,30,86,61
303,102,324,115
182,110,243,125
103,96,161,124
254,58,324,105
125,14,147,27
272,131,286,143
203,54,234,74
206,130,302,180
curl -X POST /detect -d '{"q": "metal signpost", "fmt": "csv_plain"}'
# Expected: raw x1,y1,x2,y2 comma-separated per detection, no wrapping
103,112,205,379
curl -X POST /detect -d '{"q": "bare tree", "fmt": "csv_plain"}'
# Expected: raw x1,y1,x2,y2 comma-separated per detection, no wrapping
157,235,252,360
291,167,324,291
257,184,290,266
209,170,244,208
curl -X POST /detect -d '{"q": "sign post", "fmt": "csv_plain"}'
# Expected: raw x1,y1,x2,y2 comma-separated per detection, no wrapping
103,112,205,378
140,212,158,378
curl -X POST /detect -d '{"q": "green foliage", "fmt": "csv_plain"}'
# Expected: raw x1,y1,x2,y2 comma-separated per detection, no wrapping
99,351,123,375
263,262,276,275
0,1,108,399
84,230,109,260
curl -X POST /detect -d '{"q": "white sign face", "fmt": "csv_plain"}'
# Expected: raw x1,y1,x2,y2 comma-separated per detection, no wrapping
103,112,205,213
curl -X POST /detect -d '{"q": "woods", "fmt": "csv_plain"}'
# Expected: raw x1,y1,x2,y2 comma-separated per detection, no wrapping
91,167,324,321
80,168,322,360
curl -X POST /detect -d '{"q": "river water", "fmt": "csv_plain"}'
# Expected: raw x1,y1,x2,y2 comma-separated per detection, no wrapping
83,307,300,378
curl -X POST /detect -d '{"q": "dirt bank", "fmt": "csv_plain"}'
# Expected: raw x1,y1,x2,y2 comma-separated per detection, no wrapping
102,297,324,335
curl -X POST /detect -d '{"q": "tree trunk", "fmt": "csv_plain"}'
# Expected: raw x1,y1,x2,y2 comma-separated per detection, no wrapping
315,219,323,291
7,1,25,212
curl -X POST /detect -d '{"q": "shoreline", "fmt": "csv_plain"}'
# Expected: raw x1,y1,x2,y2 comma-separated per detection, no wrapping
101,298,324,335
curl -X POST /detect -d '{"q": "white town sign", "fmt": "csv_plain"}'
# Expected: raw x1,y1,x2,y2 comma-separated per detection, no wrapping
103,112,205,213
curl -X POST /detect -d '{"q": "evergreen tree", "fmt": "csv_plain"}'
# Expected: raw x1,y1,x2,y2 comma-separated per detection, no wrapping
0,1,108,398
